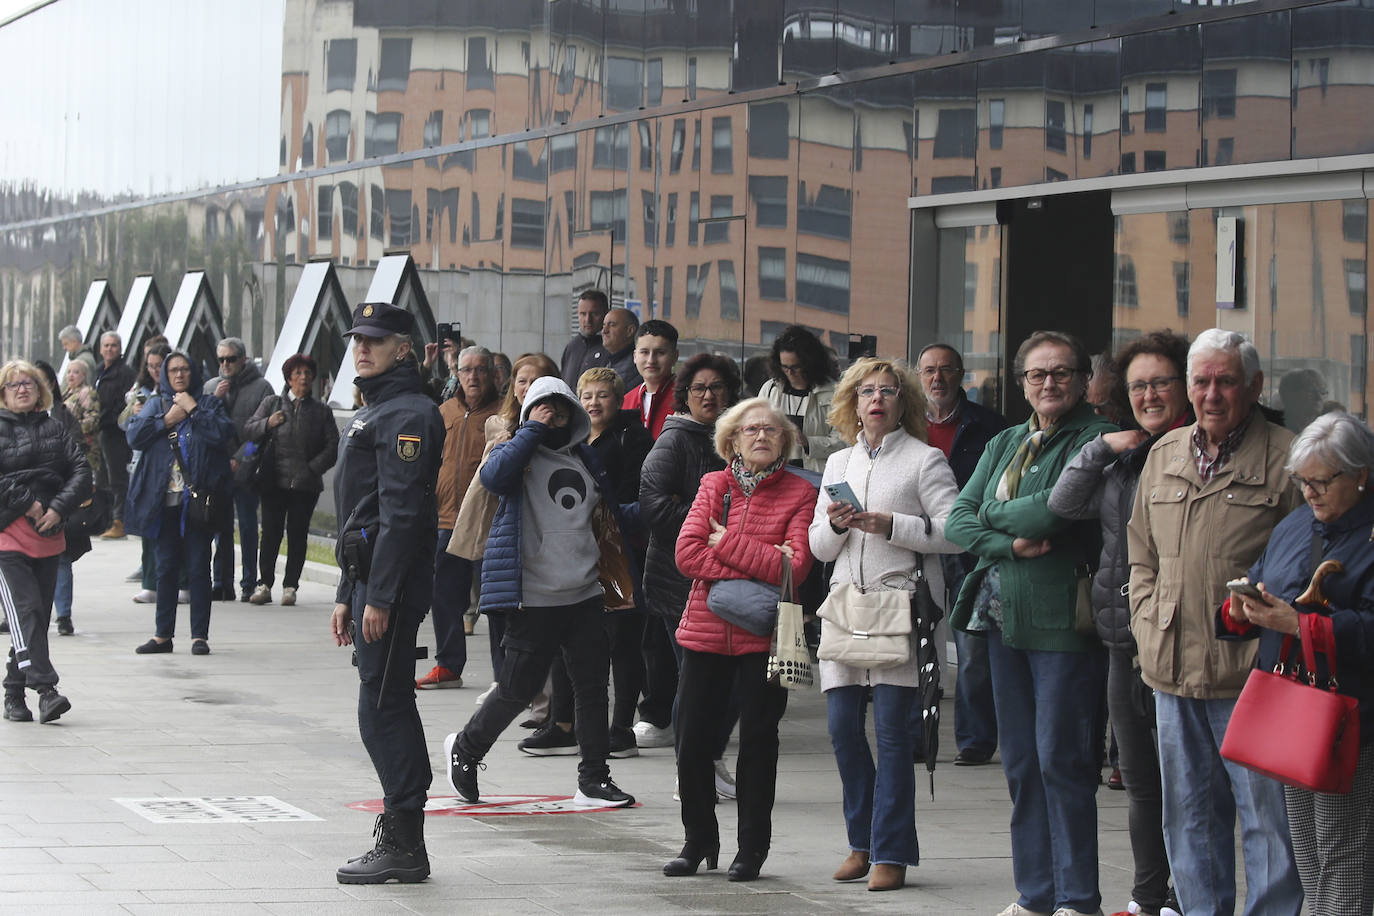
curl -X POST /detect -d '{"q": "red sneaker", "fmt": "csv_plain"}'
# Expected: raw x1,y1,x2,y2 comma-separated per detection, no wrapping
416,665,463,690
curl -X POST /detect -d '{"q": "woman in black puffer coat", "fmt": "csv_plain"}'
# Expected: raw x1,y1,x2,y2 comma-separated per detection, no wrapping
0,360,91,725
634,354,739,747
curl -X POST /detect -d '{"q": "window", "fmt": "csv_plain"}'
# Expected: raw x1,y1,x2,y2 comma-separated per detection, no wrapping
705,195,733,243
749,175,788,228
749,102,789,159
964,262,978,311
1143,150,1166,172
1045,100,1066,152
796,253,850,314
325,109,350,162
1346,259,1367,314
551,133,577,172
339,182,359,237
718,261,739,320
759,247,786,300
589,189,628,241
691,118,701,171
1203,69,1237,120
370,185,385,240
606,56,643,111
988,99,1004,150
1170,212,1190,244
639,122,653,171
326,39,356,92
1120,152,1136,174
317,185,333,240
711,117,733,173
378,38,411,92
1115,255,1138,308
423,111,443,149
558,46,576,94
593,125,629,170
989,167,1001,188
1046,167,1068,182
1344,201,1367,243
300,123,314,168
364,112,402,158
688,192,699,245
647,58,663,107
438,187,459,243
512,141,546,182
1213,138,1234,166
1145,83,1167,132
644,267,657,310
386,189,412,246
470,191,482,239
670,119,686,172
931,176,975,194
665,193,677,247
1083,104,1093,159
467,37,493,91
662,266,673,318
468,109,491,139
1120,86,1131,134
1174,261,1190,316
685,262,711,318
933,108,976,158
797,182,851,240
642,190,657,247
510,198,545,249
688,57,697,99
1353,335,1368,393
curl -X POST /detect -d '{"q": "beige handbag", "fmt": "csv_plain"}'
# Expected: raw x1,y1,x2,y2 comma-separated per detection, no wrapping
817,583,913,669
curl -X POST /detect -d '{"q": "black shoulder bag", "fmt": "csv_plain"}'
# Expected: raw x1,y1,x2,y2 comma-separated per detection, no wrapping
167,430,217,530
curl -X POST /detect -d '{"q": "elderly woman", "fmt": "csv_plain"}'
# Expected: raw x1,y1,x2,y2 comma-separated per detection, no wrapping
1047,331,1192,916
1225,411,1374,916
62,359,103,481
758,325,844,473
126,344,169,605
243,354,339,606
0,360,90,724
666,396,816,882
808,358,962,893
946,330,1116,916
126,351,235,655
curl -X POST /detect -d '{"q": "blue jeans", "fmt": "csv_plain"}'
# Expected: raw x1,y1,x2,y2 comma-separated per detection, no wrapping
827,684,919,866
987,630,1105,913
154,505,212,640
1153,691,1303,916
54,555,73,619
213,484,258,593
430,530,473,675
954,628,998,754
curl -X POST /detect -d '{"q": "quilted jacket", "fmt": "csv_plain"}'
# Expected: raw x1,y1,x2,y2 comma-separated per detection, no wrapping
674,467,816,656
0,407,93,535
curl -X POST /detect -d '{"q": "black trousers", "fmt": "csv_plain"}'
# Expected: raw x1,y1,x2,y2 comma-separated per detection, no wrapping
257,488,318,590
1107,647,1172,911
98,428,131,521
1,552,60,694
552,609,645,730
458,597,611,783
352,589,431,813
675,648,787,856
639,613,679,727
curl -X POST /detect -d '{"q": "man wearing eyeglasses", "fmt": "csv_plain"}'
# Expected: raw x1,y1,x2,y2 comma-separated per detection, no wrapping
1127,329,1303,916
917,343,1008,768
205,338,274,602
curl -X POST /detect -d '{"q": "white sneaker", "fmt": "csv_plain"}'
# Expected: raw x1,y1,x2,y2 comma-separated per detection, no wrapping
997,906,1051,916
280,587,296,606
474,681,498,708
249,585,272,605
632,720,674,748
714,758,737,800
177,590,191,604
132,589,156,604
672,775,680,802
1050,908,1103,916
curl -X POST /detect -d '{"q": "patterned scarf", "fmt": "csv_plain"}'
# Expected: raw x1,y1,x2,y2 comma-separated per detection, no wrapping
997,418,1057,500
731,455,785,497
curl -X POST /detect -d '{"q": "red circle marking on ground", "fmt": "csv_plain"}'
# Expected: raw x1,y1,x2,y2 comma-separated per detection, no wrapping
347,795,642,816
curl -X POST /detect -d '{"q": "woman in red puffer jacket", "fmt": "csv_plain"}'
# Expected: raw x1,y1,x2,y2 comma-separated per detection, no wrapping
665,397,816,884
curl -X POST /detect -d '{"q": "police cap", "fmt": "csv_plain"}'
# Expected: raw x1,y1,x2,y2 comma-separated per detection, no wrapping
344,302,414,339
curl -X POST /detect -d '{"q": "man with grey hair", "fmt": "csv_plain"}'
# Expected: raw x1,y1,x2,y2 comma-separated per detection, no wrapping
93,331,137,538
600,307,642,390
416,345,502,690
205,337,274,601
58,326,98,378
1128,328,1304,916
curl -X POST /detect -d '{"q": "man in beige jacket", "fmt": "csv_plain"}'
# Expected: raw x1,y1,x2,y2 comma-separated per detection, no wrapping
1127,329,1303,916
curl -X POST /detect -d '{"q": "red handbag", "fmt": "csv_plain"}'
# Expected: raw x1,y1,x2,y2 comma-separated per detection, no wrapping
1220,628,1361,794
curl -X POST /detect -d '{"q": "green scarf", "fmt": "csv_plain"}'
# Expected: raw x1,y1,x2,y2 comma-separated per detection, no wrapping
998,418,1057,500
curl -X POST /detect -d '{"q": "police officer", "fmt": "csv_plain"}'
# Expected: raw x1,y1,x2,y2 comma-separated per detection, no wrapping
330,302,444,884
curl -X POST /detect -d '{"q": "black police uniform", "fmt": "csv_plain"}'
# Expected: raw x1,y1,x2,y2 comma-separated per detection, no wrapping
332,302,444,884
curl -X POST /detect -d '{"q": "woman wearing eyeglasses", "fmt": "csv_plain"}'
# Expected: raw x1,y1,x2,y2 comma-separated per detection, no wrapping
1047,330,1193,916
757,325,843,473
807,358,961,892
946,331,1116,916
667,397,816,883
0,361,90,724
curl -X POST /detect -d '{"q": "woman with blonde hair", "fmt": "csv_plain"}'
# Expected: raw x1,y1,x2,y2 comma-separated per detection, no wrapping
808,357,962,892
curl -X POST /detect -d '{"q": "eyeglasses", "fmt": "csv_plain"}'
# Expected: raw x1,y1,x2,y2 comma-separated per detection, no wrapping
1127,376,1182,396
688,383,728,397
857,385,900,400
1020,368,1078,386
166,366,192,376
3,379,36,391
1290,470,1345,496
456,366,490,375
919,366,962,379
738,424,782,439
780,363,806,375
218,355,241,365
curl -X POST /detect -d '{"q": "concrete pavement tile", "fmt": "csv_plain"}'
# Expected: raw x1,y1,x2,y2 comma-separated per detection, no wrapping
0,872,102,892
0,906,132,916
124,905,273,915
140,887,357,904
82,863,233,890
263,902,416,915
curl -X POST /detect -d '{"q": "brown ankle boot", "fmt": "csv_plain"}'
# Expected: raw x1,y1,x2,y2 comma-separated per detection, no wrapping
867,863,905,891
832,850,870,881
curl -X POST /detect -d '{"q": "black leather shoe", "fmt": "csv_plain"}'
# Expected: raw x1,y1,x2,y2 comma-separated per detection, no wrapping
240,588,253,603
727,850,766,882
954,748,994,766
56,617,73,636
191,640,211,656
663,843,719,876
135,638,173,654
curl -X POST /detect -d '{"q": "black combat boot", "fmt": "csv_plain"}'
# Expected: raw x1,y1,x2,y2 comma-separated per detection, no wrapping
336,810,430,884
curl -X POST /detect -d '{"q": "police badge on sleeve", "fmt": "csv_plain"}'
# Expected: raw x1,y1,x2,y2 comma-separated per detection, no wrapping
397,433,422,461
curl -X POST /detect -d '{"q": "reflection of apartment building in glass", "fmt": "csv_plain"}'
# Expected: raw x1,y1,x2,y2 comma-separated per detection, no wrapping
0,0,1369,422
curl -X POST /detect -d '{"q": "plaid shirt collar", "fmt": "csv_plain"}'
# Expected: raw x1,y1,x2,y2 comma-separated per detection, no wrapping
1192,409,1254,481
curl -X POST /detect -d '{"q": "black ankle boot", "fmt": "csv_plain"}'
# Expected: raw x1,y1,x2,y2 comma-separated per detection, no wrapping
663,842,720,876
727,850,766,882
336,811,430,884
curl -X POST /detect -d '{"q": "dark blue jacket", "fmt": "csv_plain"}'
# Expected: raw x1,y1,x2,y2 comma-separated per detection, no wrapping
1240,493,1374,744
940,394,1009,595
124,357,234,539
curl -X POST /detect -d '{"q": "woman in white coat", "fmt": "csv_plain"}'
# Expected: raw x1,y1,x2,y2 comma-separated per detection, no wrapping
808,357,961,893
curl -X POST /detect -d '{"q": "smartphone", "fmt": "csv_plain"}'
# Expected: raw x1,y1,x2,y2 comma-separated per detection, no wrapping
436,321,462,347
1225,578,1265,602
824,481,864,513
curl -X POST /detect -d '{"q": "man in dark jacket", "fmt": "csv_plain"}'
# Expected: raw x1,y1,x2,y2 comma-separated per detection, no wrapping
93,332,136,539
600,307,642,390
560,289,609,386
919,343,1007,766
205,337,274,601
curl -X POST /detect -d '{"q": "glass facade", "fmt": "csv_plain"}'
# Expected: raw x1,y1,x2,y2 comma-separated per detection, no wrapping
0,0,1370,418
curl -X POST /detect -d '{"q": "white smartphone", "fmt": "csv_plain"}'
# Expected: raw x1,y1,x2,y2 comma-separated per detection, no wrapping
824,481,864,513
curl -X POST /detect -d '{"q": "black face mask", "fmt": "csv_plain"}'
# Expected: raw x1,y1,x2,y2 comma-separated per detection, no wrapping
543,424,572,450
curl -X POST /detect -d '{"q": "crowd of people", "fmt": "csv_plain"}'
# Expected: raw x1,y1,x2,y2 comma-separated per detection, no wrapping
4,299,1373,916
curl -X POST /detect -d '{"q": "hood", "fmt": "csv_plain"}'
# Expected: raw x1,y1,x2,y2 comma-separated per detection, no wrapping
520,375,591,445
223,360,264,391
157,352,208,401
660,413,712,437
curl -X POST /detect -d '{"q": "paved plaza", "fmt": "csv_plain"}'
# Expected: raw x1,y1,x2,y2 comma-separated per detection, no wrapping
0,536,1156,915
